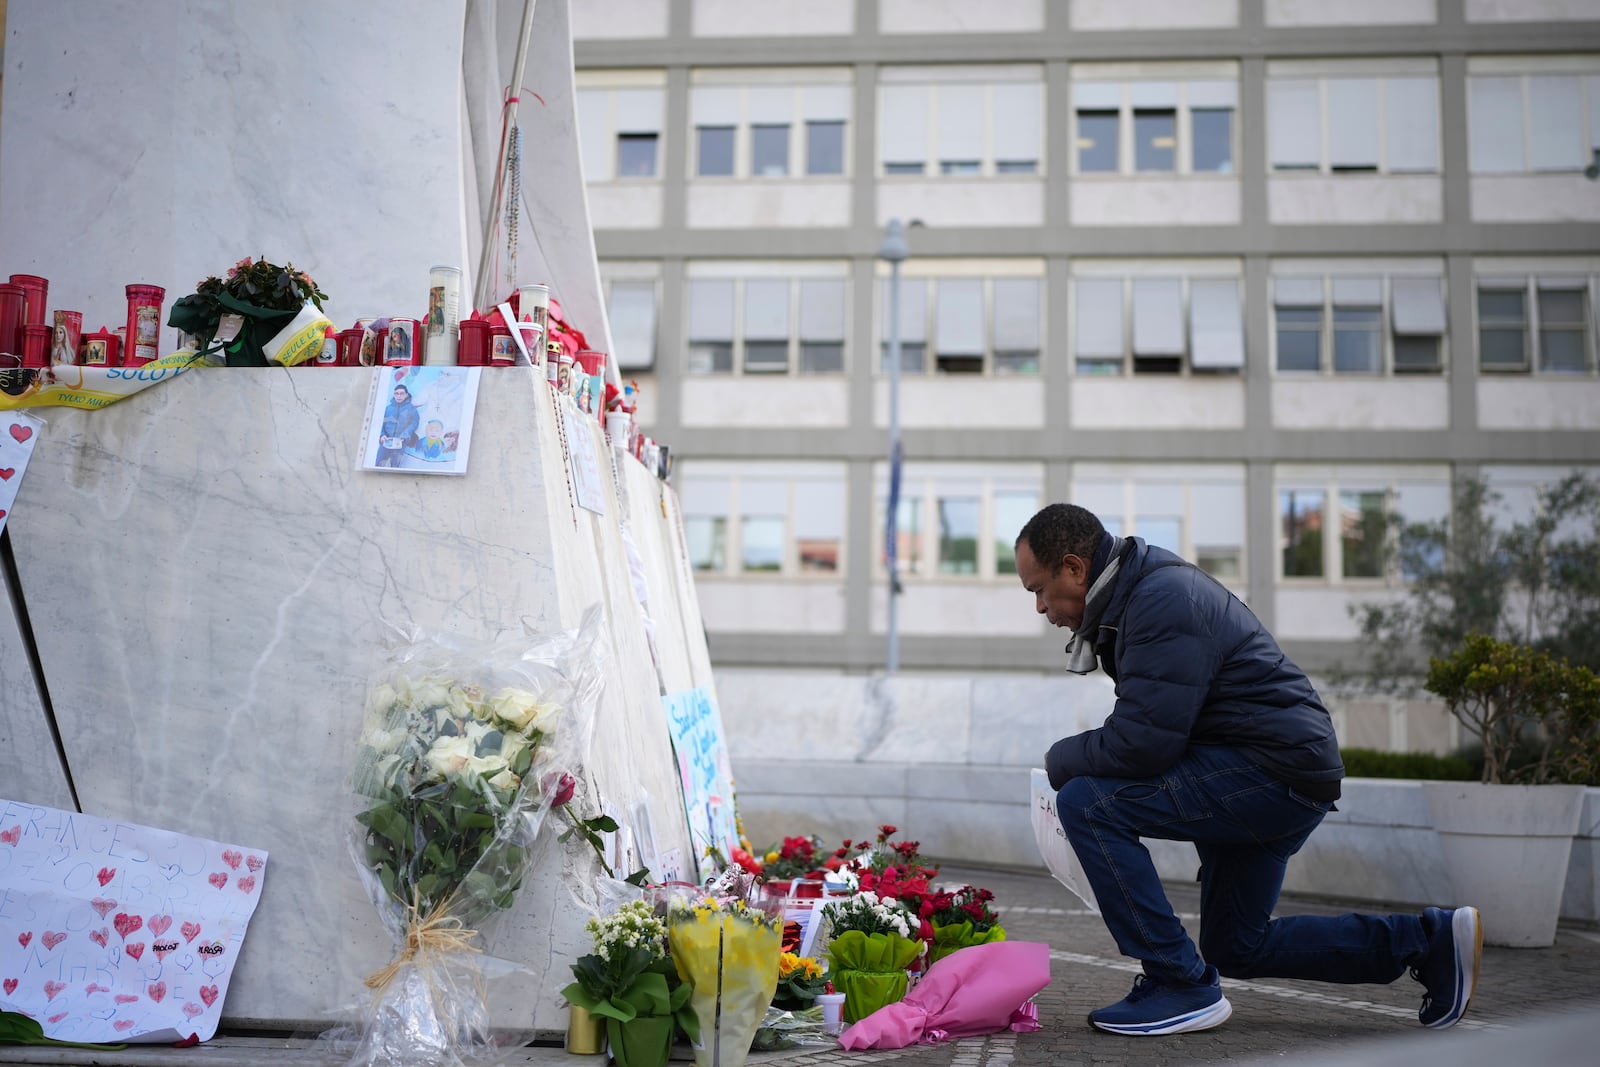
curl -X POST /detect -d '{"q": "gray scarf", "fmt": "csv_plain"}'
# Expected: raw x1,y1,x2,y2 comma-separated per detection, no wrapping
1063,535,1126,675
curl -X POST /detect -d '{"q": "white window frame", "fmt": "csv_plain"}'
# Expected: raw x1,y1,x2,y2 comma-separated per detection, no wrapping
874,270,1045,377
599,265,660,372
1069,270,1246,377
685,266,851,378
872,463,1044,581
576,76,668,184
1266,70,1442,175
677,462,849,579
1270,272,1449,377
877,69,1045,178
1071,464,1249,584
1274,466,1453,586
1467,68,1600,175
1070,79,1239,176
689,74,853,181
1473,273,1598,376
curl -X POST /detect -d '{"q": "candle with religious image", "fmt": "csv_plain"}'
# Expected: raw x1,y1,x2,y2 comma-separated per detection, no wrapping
123,283,165,367
518,282,550,335
51,310,82,365
313,326,340,366
385,318,421,366
545,339,561,386
427,266,462,365
81,326,120,367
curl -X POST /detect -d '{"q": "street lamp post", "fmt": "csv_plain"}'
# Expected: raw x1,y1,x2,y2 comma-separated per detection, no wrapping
881,219,910,675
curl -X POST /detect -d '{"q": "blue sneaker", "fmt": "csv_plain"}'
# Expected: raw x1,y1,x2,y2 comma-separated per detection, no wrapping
1413,906,1482,1028
1089,967,1232,1035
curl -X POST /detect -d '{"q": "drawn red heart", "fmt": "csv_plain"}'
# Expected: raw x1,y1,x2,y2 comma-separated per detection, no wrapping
208,872,227,889
42,931,66,950
114,994,138,1004
221,849,242,870
48,1011,67,1024
245,855,263,872
97,867,116,886
182,1001,203,1018
8,424,31,444
88,929,108,947
0,510,7,521
85,983,107,995
90,898,116,918
16,932,31,949
114,1019,134,1032
112,913,141,939
199,984,219,1007
148,915,172,936
2,978,16,995
180,921,201,943
124,942,144,960
0,468,12,480
0,826,18,845
237,875,256,894
147,981,167,1004
43,980,65,1001
153,942,175,961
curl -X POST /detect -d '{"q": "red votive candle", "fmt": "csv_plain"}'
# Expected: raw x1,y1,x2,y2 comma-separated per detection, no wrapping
9,274,48,326
21,324,50,369
0,284,24,358
81,326,120,367
456,318,489,366
124,283,165,367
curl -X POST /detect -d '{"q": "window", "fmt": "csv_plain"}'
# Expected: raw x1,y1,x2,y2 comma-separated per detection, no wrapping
696,125,735,176
1469,71,1600,174
1280,489,1326,577
1475,274,1597,374
1274,273,1448,376
1269,73,1441,174
879,465,1042,580
879,74,1043,177
677,464,848,578
603,277,657,371
1073,274,1244,375
687,272,850,376
1074,468,1246,581
881,274,1042,376
688,78,852,179
576,84,665,183
1278,472,1451,582
807,121,845,175
617,133,658,177
1072,78,1238,175
687,280,734,373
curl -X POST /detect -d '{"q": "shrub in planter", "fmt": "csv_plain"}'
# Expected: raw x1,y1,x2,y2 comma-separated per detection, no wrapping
1339,748,1476,782
1425,633,1600,786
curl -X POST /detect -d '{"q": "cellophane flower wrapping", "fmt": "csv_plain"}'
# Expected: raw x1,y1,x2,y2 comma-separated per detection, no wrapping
818,892,922,1023
665,874,783,1067
338,608,607,1067
927,921,1008,966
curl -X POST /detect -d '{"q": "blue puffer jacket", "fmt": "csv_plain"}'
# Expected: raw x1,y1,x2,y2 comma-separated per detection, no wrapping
1045,538,1344,796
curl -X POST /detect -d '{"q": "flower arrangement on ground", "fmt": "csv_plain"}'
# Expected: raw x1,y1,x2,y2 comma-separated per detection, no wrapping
666,872,784,1067
167,255,331,366
340,613,605,1067
561,899,698,1067
760,835,827,882
835,826,938,918
921,886,1007,966
771,952,828,1012
819,891,923,1024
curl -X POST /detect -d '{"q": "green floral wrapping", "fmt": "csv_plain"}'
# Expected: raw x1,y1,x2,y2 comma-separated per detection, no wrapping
605,1014,676,1067
824,930,923,1023
927,921,1008,967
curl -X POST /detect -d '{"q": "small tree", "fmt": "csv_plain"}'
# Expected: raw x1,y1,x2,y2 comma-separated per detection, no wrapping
1425,634,1600,785
1347,473,1600,687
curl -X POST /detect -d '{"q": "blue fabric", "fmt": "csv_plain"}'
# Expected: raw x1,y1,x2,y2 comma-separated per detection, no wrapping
1045,539,1343,795
1058,744,1427,985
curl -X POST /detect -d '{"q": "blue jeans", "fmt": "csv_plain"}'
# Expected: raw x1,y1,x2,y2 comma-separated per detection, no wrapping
1057,744,1428,986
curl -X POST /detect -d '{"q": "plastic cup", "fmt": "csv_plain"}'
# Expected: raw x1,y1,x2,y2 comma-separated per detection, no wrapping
817,992,846,1034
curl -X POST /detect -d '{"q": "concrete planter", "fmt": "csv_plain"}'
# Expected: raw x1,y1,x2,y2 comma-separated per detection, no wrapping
1422,781,1588,948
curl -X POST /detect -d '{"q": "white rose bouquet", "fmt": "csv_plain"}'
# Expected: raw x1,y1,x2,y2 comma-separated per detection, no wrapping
342,610,607,1067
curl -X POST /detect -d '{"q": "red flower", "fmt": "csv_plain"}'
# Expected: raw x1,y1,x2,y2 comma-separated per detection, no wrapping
731,847,764,875
877,824,898,842
543,771,576,807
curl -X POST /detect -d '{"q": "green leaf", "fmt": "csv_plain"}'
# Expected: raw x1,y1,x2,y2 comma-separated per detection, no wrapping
585,815,620,834
0,1009,129,1050
624,867,651,887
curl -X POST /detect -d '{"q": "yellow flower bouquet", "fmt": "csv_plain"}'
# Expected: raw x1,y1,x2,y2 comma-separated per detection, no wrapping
666,881,783,1067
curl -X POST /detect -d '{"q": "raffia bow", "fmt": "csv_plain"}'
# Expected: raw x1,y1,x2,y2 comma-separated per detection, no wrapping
364,890,482,990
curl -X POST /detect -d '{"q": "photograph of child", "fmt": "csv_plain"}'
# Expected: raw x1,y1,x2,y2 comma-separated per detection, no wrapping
362,365,481,476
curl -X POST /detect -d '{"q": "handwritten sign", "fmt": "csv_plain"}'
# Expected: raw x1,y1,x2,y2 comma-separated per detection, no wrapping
0,798,268,1043
0,412,42,536
1029,769,1099,913
661,688,739,881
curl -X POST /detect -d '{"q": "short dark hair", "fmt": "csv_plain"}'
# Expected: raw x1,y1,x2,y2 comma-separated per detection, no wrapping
1016,504,1105,573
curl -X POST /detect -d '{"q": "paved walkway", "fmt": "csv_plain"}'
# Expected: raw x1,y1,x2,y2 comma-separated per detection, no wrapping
5,863,1599,1065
